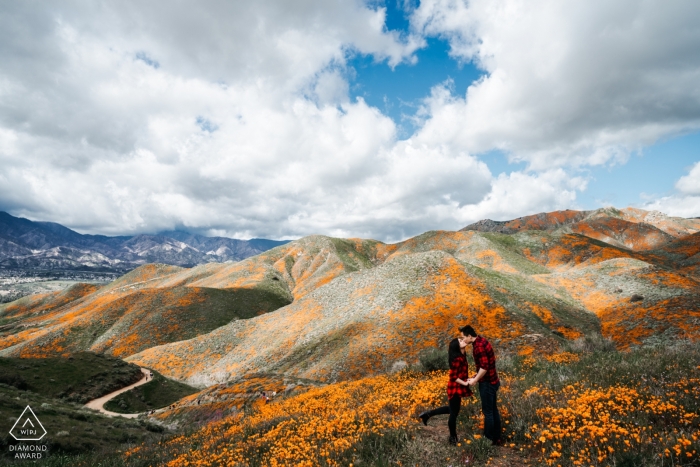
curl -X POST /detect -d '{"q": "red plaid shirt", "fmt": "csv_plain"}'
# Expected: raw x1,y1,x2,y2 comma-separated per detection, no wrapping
472,336,499,385
447,355,473,399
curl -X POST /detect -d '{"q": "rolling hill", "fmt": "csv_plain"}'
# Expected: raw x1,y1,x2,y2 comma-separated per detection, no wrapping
1,207,698,388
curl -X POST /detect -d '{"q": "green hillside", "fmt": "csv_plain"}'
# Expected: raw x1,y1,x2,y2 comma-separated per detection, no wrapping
0,352,142,403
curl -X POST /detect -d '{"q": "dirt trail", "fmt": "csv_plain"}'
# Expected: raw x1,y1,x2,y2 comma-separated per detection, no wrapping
418,422,532,466
84,368,151,419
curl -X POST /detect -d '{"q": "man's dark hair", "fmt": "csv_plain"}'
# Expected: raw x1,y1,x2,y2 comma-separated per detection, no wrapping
459,325,477,337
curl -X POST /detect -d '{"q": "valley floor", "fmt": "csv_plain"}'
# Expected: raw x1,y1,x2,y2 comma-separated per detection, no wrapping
0,269,117,304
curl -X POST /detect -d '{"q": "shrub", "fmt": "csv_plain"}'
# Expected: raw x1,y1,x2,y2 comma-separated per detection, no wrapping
565,333,616,353
0,374,28,390
417,347,449,372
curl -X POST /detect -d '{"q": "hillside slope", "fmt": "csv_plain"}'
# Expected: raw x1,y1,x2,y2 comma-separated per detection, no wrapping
462,207,700,251
0,264,291,358
128,246,602,385
2,207,699,387
0,236,383,359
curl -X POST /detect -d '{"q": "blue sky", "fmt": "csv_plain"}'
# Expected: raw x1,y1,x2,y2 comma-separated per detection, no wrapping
578,133,700,209
0,1,699,240
348,2,700,215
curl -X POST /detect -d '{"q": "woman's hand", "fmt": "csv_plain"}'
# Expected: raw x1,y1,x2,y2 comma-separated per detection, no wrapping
456,378,469,386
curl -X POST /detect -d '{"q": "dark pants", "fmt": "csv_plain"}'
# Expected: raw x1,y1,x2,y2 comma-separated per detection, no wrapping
478,381,501,442
424,396,461,439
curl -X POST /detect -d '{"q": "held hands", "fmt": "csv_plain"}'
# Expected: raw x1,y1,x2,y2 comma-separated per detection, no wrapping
457,377,479,387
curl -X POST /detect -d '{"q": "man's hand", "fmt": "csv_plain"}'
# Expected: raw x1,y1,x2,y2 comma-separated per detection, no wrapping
470,368,487,386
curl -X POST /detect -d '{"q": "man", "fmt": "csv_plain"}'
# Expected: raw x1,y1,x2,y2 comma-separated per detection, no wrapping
460,325,502,445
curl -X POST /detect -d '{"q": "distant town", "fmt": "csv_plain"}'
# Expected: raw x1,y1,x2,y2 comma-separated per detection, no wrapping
0,269,120,303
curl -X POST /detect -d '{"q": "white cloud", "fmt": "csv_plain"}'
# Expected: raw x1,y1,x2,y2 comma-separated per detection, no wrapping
642,196,700,219
676,161,700,196
455,169,588,224
411,0,700,169
0,8,495,241
1,1,698,242
642,161,700,218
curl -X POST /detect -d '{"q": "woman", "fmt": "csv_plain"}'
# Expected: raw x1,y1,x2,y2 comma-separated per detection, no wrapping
418,337,472,445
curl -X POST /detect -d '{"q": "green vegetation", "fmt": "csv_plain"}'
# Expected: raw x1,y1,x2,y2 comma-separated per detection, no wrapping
0,381,165,463
0,352,142,404
271,326,352,373
192,286,291,322
350,427,497,467
480,232,552,275
466,262,601,337
104,370,197,413
416,346,449,372
497,341,699,466
283,255,295,283
329,238,376,272
59,286,293,357
248,278,293,307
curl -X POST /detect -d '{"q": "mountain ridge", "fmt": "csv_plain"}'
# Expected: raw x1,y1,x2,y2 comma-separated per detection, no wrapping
461,207,700,249
0,211,290,271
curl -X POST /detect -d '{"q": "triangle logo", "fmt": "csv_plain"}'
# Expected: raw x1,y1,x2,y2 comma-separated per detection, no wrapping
9,406,47,441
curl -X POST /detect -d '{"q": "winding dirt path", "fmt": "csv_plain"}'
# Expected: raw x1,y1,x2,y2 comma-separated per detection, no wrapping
84,368,151,419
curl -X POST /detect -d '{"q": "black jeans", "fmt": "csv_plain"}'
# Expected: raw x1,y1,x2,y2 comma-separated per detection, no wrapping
478,381,501,442
424,395,461,439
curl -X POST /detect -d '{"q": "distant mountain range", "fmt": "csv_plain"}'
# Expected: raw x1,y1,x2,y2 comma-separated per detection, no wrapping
0,212,290,271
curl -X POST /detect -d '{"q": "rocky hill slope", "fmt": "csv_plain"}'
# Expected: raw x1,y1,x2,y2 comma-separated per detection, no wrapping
462,206,699,250
1,207,698,387
0,211,289,270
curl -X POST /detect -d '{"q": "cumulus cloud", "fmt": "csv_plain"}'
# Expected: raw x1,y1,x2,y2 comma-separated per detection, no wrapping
411,0,700,169
1,1,698,242
0,1,434,239
454,169,588,225
642,195,700,219
642,161,700,218
676,161,700,196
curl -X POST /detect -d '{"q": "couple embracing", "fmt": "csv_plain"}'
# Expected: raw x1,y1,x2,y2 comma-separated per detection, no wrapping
418,325,502,446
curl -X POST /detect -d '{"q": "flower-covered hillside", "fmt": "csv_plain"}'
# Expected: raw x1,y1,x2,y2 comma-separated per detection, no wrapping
569,216,675,250
0,263,292,358
126,249,599,385
120,341,700,467
534,257,700,348
0,237,396,358
183,235,393,300
0,282,100,320
462,207,700,245
2,207,699,382
0,237,393,358
651,231,700,278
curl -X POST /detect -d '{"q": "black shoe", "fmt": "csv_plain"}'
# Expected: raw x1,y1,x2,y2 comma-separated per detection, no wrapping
492,438,504,446
417,412,429,426
448,435,458,446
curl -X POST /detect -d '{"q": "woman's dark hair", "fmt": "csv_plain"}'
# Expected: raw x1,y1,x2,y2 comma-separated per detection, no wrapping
448,338,463,366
